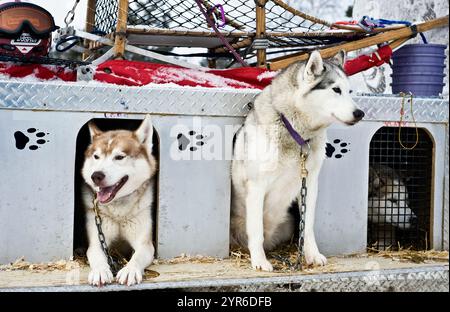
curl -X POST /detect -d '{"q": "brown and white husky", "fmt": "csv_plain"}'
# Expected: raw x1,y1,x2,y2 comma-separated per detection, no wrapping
81,115,156,286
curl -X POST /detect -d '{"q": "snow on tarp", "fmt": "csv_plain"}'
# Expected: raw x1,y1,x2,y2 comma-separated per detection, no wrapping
0,60,273,90
0,62,77,82
95,60,272,89
0,51,392,88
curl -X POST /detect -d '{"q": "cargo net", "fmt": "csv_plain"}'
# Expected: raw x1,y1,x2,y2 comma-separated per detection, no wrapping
94,0,360,48
94,0,118,35
368,127,433,251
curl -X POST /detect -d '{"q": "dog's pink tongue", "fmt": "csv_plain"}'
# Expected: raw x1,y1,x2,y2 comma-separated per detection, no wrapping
97,186,114,203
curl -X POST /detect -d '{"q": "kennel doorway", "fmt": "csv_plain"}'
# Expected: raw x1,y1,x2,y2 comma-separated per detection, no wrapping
73,118,160,258
368,126,434,250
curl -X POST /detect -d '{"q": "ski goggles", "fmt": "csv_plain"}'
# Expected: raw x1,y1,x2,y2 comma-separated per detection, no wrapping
0,2,58,38
0,33,51,57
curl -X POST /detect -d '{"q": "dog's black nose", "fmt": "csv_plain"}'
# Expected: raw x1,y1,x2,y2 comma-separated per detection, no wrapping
91,171,105,185
353,109,365,120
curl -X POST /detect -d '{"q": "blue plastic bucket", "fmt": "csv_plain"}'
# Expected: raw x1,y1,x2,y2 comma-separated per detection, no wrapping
392,64,445,74
392,73,446,84
391,44,447,96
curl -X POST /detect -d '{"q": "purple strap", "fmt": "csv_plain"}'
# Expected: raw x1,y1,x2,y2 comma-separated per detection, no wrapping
195,0,248,67
209,4,226,28
280,114,309,146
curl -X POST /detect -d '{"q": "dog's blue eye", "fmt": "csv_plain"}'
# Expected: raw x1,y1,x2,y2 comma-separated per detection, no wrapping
115,155,125,160
93,154,99,160
332,87,342,94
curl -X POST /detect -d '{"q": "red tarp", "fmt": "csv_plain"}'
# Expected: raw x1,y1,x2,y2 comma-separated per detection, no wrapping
344,45,393,76
0,62,77,81
0,47,392,88
94,60,271,89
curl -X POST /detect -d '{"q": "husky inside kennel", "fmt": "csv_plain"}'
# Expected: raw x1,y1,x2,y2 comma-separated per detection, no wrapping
368,126,434,250
73,118,160,259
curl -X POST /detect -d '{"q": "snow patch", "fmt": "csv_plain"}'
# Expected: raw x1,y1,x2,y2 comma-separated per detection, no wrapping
257,70,279,81
152,67,254,89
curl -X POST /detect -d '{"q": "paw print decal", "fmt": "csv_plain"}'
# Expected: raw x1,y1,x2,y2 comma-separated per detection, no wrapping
177,130,206,152
326,139,350,159
14,128,49,151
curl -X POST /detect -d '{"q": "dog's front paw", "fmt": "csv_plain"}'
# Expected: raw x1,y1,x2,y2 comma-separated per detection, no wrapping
116,264,143,286
251,256,273,272
88,266,114,286
305,251,327,266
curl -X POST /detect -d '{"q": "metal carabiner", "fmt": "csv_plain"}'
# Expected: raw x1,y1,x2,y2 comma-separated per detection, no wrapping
300,140,311,159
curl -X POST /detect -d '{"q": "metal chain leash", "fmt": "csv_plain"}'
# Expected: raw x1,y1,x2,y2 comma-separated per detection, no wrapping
296,153,308,271
92,198,121,275
64,0,81,28
271,151,308,271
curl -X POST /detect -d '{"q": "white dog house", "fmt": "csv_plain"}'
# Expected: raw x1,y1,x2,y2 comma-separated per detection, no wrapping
0,81,448,265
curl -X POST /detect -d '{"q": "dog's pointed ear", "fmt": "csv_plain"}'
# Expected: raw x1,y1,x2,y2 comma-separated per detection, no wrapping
135,114,154,150
369,167,385,190
374,175,386,189
88,122,102,140
330,50,346,68
304,50,324,82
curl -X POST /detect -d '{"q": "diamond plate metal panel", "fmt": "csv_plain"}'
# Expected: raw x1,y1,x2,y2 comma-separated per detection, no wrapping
287,268,449,292
0,265,447,292
0,82,448,122
193,268,449,292
0,81,257,117
190,266,449,292
353,95,449,123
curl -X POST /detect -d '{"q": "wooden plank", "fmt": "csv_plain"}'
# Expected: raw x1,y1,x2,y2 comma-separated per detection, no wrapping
126,28,251,38
126,28,364,38
0,256,445,289
85,0,96,33
268,16,449,70
271,0,404,33
255,0,267,68
114,0,129,59
267,37,409,65
206,5,218,68
389,37,410,50
208,48,217,68
215,38,252,53
127,33,234,48
83,0,97,60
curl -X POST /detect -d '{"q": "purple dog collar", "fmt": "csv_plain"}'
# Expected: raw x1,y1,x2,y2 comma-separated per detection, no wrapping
280,114,310,147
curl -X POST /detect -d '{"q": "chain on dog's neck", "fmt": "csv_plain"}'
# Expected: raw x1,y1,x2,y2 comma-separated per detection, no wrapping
90,178,152,274
92,197,121,275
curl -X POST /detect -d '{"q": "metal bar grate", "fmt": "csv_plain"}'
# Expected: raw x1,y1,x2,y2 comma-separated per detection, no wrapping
368,127,433,250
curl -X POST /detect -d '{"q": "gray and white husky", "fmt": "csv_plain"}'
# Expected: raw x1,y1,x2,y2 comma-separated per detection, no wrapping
231,51,364,271
81,115,157,286
368,165,416,230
